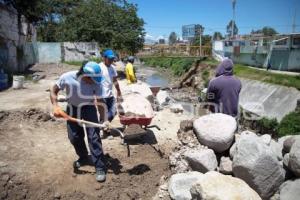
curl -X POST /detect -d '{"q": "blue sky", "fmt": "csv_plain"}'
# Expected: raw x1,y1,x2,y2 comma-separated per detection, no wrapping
128,0,300,41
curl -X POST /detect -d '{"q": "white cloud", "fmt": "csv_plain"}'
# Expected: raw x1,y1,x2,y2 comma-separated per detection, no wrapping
145,34,154,39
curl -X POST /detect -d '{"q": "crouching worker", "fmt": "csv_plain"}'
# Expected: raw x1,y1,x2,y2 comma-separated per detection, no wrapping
125,56,137,84
50,61,107,182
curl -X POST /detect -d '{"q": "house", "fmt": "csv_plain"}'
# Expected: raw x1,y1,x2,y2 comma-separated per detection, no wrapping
212,33,300,72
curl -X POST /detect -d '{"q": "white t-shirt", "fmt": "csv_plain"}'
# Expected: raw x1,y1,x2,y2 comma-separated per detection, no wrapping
99,62,118,98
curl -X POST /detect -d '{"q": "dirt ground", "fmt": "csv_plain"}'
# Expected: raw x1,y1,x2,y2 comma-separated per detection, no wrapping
0,64,192,200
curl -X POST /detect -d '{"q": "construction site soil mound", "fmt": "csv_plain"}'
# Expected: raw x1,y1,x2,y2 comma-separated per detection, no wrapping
0,109,170,200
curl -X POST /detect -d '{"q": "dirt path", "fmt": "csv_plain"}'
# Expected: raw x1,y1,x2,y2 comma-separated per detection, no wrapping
0,64,192,199
0,109,170,200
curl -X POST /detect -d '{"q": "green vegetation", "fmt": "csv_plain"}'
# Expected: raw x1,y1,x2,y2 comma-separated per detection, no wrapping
251,26,278,36
140,57,197,76
241,110,300,138
256,117,279,136
277,111,300,137
201,69,210,87
233,64,300,90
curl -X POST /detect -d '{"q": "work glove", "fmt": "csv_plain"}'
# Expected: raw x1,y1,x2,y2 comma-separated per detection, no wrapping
102,121,111,130
53,105,65,118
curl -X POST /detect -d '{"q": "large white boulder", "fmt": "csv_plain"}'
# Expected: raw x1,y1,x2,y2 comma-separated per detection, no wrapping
183,148,217,173
193,113,236,152
120,93,153,117
190,171,261,200
119,81,154,102
279,179,300,200
168,171,203,200
232,133,285,199
289,137,300,177
270,139,283,161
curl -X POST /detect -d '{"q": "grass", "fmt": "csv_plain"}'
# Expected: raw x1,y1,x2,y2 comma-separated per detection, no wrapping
140,57,197,76
277,111,300,137
234,64,300,90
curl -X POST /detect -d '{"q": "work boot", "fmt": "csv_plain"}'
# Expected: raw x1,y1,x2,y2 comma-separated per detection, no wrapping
95,169,106,182
73,157,89,169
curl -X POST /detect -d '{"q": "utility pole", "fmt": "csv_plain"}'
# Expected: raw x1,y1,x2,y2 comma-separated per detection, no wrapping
231,0,236,39
292,8,296,33
199,26,202,57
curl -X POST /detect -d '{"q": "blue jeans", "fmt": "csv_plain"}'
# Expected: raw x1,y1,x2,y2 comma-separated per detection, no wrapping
67,105,106,171
103,96,116,122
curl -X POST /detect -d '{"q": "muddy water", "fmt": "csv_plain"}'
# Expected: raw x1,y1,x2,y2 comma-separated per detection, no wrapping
135,65,169,88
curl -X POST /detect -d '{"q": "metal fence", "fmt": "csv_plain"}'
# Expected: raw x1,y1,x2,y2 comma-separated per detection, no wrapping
138,45,212,57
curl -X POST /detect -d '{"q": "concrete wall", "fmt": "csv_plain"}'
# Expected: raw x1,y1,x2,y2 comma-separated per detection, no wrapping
37,42,61,63
239,78,300,121
62,42,100,61
0,4,36,73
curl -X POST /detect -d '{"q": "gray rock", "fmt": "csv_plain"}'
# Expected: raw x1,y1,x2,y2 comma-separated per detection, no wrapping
229,142,237,159
170,104,184,113
280,179,300,200
283,153,290,167
260,134,271,145
190,171,261,200
270,139,283,161
156,91,170,106
184,149,217,173
193,113,236,153
219,156,233,175
278,136,292,148
179,120,193,132
232,133,285,199
283,136,299,153
289,138,300,177
168,171,203,200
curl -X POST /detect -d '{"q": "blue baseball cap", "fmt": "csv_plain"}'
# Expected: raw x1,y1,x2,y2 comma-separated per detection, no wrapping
103,49,116,59
83,61,104,84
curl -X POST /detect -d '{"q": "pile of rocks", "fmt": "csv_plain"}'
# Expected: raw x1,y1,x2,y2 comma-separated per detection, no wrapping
165,113,300,200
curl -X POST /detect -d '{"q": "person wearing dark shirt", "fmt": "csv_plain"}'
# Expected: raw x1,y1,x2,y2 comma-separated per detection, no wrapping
206,59,241,117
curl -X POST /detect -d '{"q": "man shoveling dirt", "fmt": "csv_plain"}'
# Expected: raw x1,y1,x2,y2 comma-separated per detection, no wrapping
50,61,109,182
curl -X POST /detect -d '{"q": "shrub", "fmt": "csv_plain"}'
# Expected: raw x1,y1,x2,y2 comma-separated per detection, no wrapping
201,69,210,87
256,117,278,136
140,57,196,76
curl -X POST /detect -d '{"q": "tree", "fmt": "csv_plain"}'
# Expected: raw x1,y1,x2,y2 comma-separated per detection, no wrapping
213,32,223,40
193,35,211,46
251,26,277,36
168,32,177,45
59,0,145,54
226,20,238,37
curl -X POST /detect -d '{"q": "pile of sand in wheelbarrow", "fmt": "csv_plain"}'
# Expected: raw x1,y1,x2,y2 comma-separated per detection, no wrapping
118,93,154,118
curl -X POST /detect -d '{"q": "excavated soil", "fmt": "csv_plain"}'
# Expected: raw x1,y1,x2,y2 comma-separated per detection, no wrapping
0,109,171,200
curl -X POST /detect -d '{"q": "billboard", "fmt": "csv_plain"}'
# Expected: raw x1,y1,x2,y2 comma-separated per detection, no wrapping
182,24,203,41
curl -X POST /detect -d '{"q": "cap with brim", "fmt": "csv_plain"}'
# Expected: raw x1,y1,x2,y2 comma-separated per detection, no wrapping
103,49,115,60
83,61,104,84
